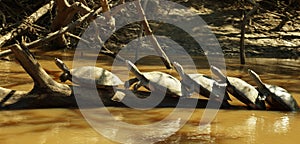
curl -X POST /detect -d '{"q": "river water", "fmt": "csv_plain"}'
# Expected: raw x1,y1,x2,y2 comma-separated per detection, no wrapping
0,51,299,144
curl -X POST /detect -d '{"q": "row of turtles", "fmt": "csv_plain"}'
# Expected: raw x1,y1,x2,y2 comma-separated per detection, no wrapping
54,58,299,111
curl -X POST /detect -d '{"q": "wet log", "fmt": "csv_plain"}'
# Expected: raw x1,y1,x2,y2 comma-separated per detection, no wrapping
0,87,27,107
0,1,54,48
0,45,232,110
0,44,122,109
1,44,73,109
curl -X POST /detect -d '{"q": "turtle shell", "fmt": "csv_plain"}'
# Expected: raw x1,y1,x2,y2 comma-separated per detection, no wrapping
227,77,259,104
248,69,298,111
140,71,183,97
188,74,214,97
225,77,265,110
69,66,123,87
210,66,265,109
263,84,299,111
188,74,232,102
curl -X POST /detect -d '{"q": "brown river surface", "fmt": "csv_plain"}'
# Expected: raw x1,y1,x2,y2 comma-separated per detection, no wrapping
0,51,299,144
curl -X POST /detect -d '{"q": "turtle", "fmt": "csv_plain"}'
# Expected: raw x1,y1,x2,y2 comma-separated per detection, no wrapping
172,62,231,108
248,69,299,111
125,60,186,97
54,58,124,88
210,66,266,110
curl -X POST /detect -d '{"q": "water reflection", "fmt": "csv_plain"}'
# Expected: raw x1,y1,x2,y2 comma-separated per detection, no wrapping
196,124,213,142
273,115,290,134
81,107,187,144
245,115,257,144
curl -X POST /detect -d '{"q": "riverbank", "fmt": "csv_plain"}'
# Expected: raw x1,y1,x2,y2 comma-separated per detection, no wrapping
0,0,299,59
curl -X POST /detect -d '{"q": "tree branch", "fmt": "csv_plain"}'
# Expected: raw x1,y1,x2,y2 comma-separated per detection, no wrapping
0,0,54,48
134,0,173,69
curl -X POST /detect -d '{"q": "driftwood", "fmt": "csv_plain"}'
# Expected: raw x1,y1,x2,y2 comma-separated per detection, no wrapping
0,0,172,70
0,44,73,109
100,0,110,14
0,6,103,58
51,0,91,48
0,44,223,110
0,1,54,48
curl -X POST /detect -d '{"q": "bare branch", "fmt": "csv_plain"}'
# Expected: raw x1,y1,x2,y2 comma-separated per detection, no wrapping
0,0,54,48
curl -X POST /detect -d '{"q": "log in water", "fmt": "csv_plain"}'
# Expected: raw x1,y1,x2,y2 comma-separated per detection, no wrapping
0,52,299,143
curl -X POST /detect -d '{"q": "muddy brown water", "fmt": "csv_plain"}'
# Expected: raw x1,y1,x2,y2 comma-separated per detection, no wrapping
0,51,299,144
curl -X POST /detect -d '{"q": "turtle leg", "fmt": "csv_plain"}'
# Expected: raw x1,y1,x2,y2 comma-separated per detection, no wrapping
210,81,232,108
133,81,151,92
133,81,143,92
181,82,194,97
255,94,266,110
124,78,139,89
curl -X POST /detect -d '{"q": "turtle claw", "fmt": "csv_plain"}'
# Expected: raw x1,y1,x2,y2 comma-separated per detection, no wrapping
183,86,194,98
133,82,142,93
124,81,131,89
124,78,139,89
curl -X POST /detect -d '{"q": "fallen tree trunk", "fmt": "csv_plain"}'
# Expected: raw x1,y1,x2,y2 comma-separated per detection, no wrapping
1,44,73,109
0,45,238,110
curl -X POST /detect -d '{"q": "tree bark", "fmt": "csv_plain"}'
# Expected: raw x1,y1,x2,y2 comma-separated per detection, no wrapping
1,44,73,109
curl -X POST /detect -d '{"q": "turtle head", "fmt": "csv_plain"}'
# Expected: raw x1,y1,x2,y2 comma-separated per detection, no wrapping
126,60,142,76
248,69,262,82
211,81,231,108
248,69,265,89
172,61,185,79
55,58,70,73
210,66,227,82
55,58,72,82
126,60,149,83
173,61,192,86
